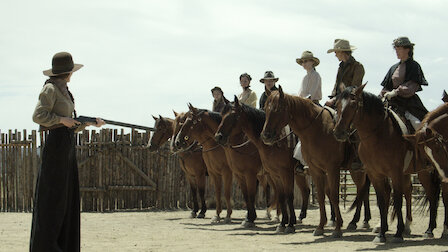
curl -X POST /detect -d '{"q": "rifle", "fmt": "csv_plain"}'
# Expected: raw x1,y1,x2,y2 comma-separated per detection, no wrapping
40,116,154,131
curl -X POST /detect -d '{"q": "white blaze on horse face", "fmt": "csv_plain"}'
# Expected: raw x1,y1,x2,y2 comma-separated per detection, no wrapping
341,98,349,114
424,146,448,182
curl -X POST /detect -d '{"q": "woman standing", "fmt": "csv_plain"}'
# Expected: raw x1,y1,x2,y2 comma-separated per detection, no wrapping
296,51,322,104
380,37,428,130
238,73,257,108
30,52,105,252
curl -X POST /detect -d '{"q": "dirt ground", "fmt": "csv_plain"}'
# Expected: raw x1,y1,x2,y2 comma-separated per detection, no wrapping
1,204,448,252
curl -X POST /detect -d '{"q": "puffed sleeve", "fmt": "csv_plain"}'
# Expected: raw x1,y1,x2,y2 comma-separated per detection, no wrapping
32,84,61,127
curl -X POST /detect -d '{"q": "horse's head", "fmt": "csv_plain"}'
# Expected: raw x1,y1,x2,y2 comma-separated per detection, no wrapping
215,96,243,145
333,84,366,142
261,85,289,145
174,104,207,149
404,125,448,183
148,115,172,152
170,110,190,151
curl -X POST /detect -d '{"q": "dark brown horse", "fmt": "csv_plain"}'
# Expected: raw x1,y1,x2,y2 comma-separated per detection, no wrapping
404,103,448,238
175,104,263,228
171,111,233,224
147,114,207,218
333,84,419,243
215,98,309,233
260,86,371,238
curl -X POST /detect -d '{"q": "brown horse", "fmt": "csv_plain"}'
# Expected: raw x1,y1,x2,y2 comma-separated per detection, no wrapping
333,84,419,243
260,86,371,238
171,110,233,224
215,97,309,233
175,104,263,228
147,114,207,218
404,103,448,238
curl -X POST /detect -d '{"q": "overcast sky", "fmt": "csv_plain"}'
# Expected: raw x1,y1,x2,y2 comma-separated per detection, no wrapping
1,0,447,132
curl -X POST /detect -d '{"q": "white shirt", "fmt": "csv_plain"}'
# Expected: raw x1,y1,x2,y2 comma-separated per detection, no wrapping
298,69,322,101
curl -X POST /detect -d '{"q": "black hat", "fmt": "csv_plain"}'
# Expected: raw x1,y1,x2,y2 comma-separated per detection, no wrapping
211,86,223,94
43,52,83,76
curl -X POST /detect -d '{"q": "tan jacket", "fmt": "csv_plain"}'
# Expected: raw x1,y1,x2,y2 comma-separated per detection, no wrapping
330,56,365,97
238,88,257,108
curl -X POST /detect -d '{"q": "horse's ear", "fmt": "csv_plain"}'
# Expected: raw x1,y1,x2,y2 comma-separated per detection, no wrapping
354,83,367,98
173,110,179,117
188,103,198,114
158,115,162,119
279,85,284,99
265,86,272,97
234,95,241,109
152,115,158,121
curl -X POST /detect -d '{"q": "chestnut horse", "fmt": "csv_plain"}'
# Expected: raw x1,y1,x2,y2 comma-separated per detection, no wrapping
147,115,207,218
172,111,233,224
215,98,309,233
175,104,263,228
333,84,422,243
260,86,371,238
404,103,448,238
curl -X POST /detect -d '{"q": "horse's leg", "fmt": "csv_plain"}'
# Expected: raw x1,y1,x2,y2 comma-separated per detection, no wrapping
235,174,250,227
274,180,288,233
363,176,372,228
417,171,439,238
244,173,258,227
310,169,327,236
370,176,390,243
222,170,233,224
294,174,310,223
441,182,448,239
403,177,413,236
325,182,336,227
210,173,222,224
390,176,406,243
327,169,343,238
197,173,207,218
284,173,296,233
187,175,199,218
347,171,366,230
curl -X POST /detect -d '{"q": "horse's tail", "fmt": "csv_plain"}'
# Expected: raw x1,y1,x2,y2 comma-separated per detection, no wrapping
348,174,371,212
416,171,441,215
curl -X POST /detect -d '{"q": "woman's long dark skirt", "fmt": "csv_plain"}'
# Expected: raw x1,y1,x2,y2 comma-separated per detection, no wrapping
30,127,80,252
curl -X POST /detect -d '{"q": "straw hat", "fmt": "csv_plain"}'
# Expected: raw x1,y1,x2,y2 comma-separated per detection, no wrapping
327,39,357,53
43,52,83,76
259,71,279,83
296,51,320,66
393,37,415,47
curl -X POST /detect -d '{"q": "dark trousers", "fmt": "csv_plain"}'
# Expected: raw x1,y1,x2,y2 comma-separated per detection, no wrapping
30,127,80,252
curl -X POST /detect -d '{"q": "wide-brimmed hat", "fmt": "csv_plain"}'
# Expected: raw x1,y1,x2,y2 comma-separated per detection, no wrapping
43,52,83,77
327,39,357,53
259,71,279,83
296,51,320,66
211,86,223,94
393,37,415,47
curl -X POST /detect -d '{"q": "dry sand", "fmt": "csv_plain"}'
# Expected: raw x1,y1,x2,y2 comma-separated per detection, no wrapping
1,204,448,251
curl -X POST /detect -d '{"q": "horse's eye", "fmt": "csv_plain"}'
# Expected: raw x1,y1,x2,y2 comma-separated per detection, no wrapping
184,136,189,141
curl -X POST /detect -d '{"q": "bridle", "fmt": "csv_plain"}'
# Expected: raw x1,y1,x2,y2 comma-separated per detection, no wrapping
415,130,448,162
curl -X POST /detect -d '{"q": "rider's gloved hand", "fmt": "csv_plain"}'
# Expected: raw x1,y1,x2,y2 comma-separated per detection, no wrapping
384,90,398,100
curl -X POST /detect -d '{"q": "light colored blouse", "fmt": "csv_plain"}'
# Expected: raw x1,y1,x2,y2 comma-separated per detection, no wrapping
238,88,257,108
299,69,322,101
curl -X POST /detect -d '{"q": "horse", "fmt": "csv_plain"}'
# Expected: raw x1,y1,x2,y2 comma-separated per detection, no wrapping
215,97,309,233
175,104,263,228
333,84,427,243
171,110,233,224
260,85,371,238
147,114,208,218
404,103,448,238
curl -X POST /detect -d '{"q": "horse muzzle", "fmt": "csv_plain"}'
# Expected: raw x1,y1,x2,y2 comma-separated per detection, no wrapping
333,128,349,142
214,132,228,146
261,131,276,146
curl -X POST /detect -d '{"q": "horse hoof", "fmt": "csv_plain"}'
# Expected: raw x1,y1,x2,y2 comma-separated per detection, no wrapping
211,215,221,224
424,232,434,239
373,235,386,244
223,217,231,224
196,213,205,219
332,230,343,238
327,220,336,227
275,225,286,234
346,223,357,230
372,226,381,234
391,237,404,243
361,221,370,229
313,228,324,236
272,216,280,223
403,227,411,236
285,226,295,234
296,217,303,224
241,220,255,228
190,212,197,218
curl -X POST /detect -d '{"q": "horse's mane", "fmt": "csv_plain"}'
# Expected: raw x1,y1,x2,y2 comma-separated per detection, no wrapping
270,91,318,119
156,117,174,130
339,87,384,115
197,109,222,124
422,103,448,124
239,103,266,136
